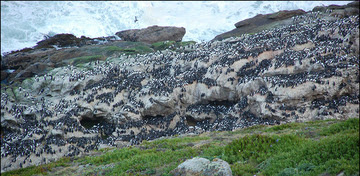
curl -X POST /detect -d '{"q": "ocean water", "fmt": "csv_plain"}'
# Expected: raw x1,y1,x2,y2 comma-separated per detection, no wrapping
1,1,352,55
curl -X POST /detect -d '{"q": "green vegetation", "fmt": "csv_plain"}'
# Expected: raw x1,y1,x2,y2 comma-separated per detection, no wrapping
151,41,176,50
134,45,154,53
320,118,359,135
3,118,359,176
80,42,154,58
20,77,35,90
141,136,210,150
105,46,134,55
104,45,153,55
265,122,302,132
69,55,103,66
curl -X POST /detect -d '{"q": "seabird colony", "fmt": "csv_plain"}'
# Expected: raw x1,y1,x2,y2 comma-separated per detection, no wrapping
1,11,359,172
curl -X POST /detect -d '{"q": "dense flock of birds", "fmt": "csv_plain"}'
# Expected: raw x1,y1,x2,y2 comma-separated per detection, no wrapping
1,11,359,172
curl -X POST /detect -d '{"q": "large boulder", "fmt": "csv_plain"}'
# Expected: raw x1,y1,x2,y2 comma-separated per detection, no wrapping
115,25,186,44
171,157,232,176
34,33,95,49
234,10,305,28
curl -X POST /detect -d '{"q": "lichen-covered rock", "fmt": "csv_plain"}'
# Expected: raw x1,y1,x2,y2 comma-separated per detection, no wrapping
115,25,186,44
171,157,232,176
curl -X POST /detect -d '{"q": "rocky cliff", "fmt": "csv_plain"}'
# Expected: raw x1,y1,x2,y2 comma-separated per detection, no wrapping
212,1,359,41
1,3,359,173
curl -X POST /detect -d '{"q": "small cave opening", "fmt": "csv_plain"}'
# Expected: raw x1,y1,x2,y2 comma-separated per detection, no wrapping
143,115,164,119
1,126,16,138
185,115,197,126
24,114,37,123
80,117,102,130
187,100,237,116
80,116,116,140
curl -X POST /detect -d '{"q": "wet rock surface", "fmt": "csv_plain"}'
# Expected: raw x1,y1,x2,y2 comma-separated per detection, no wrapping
1,4,359,173
115,25,186,44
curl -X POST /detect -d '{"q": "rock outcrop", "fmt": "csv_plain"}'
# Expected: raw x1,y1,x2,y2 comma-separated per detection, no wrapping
213,9,305,41
1,40,154,83
1,2,359,173
171,157,232,176
115,25,186,44
1,26,188,84
213,1,359,41
34,34,91,49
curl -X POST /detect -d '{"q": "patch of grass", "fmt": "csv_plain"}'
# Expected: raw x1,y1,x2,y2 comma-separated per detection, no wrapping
77,136,211,175
105,46,131,55
142,136,210,150
265,122,302,132
231,161,258,176
110,147,197,175
320,118,359,136
3,118,358,176
81,147,141,166
69,55,103,66
221,118,359,176
134,45,154,53
304,119,337,125
240,124,267,133
261,132,359,175
79,146,199,175
223,134,303,164
105,45,153,55
151,41,176,51
198,142,225,160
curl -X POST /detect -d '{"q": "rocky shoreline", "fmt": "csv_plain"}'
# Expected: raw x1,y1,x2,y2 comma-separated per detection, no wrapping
1,2,359,173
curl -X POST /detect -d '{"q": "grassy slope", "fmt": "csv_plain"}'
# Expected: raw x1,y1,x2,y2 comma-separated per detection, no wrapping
3,118,359,176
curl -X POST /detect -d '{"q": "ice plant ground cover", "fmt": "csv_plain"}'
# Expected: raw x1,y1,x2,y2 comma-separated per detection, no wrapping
2,118,358,176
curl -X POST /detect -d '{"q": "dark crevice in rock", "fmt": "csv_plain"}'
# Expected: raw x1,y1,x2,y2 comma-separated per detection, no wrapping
186,100,237,117
80,117,102,130
185,115,197,126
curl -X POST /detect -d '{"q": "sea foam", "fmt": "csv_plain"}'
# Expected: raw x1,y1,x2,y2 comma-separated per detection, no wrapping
1,1,352,55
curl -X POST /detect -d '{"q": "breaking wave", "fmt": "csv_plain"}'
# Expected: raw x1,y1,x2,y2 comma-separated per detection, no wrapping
1,1,351,55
